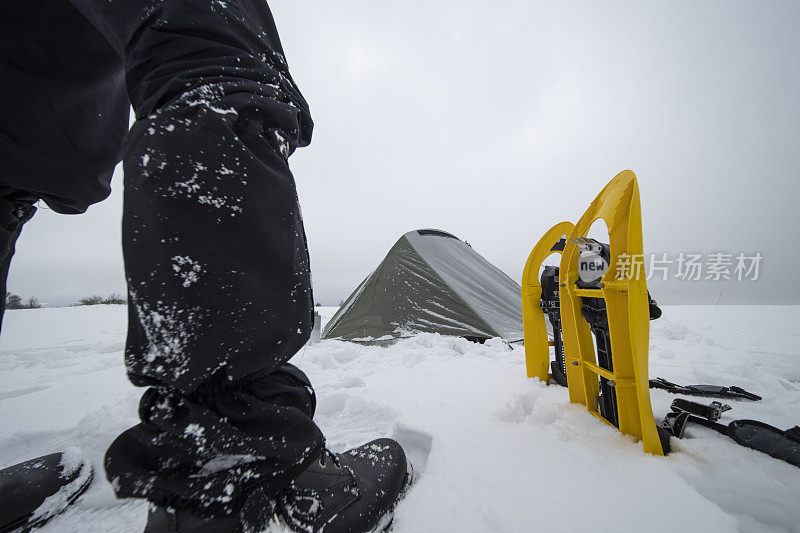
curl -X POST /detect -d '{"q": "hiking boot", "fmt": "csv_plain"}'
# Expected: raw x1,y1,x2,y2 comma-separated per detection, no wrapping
144,439,410,533
281,438,410,533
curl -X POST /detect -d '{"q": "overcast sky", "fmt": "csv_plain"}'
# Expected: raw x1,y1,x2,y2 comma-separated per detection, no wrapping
8,0,800,306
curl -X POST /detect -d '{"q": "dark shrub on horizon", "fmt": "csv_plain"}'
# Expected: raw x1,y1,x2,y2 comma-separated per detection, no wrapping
78,295,104,306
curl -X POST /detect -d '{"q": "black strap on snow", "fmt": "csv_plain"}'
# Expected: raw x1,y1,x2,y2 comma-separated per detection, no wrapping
670,398,731,422
684,415,729,435
659,401,800,468
660,399,729,438
650,377,762,401
660,411,691,439
689,419,800,468
728,420,800,468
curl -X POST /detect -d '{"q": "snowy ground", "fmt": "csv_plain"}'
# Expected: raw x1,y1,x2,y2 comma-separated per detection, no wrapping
1,305,798,532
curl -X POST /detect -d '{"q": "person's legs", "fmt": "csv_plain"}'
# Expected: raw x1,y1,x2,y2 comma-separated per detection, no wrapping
61,0,326,517
98,0,412,523
1,0,325,518
3,0,409,528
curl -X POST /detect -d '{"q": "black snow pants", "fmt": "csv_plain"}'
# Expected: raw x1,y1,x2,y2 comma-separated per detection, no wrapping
0,0,324,518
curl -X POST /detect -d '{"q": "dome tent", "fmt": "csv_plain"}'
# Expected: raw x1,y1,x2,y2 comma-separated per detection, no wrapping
322,229,528,344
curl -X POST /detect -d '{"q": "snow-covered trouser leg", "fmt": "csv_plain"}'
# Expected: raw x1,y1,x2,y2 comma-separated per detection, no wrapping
63,0,327,517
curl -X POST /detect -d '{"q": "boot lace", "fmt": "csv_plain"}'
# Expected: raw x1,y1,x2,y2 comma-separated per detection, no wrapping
318,447,341,469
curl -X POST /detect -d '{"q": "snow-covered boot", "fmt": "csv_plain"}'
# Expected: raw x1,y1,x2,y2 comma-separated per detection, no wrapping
144,439,410,533
280,438,410,533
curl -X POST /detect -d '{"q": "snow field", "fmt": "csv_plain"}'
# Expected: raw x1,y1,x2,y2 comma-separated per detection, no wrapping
0,305,798,532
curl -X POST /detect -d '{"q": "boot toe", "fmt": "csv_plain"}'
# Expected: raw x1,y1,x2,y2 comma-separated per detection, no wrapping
281,438,409,533
338,438,408,525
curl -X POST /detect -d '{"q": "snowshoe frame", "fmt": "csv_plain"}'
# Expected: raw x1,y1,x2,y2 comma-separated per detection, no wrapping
521,221,574,383
522,170,666,456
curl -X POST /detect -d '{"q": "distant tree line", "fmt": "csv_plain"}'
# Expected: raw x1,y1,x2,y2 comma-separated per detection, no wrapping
4,291,127,309
78,294,126,305
4,292,41,309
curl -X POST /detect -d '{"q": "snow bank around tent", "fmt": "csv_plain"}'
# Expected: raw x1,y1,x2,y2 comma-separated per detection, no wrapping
0,305,798,532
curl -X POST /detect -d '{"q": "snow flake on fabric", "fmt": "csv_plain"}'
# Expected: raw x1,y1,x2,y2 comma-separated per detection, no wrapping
172,255,204,287
179,84,238,116
274,130,290,158
211,0,229,13
159,154,245,217
200,454,263,475
127,290,203,382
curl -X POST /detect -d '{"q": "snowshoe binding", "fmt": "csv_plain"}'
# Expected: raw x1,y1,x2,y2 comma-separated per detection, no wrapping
660,400,800,468
649,377,761,401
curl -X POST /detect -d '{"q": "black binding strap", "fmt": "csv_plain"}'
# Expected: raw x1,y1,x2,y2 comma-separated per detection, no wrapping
671,398,731,422
650,378,762,401
540,265,568,387
660,400,800,468
728,420,800,467
660,399,729,439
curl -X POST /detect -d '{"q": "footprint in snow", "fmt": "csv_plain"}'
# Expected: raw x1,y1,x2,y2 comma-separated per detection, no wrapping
391,424,433,477
496,392,538,423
